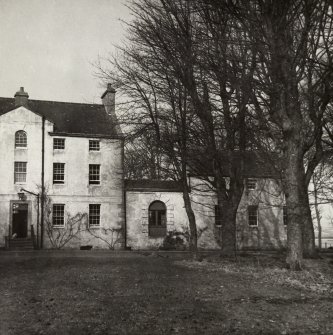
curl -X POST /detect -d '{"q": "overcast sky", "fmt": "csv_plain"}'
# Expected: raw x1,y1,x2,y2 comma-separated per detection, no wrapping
0,0,131,103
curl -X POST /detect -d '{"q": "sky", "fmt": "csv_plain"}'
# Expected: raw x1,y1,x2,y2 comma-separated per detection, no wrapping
0,0,131,103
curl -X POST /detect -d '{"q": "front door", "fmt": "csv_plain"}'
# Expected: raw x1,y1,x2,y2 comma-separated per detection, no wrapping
12,203,28,238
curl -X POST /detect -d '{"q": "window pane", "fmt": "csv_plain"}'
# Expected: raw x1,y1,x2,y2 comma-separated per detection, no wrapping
157,211,163,225
53,138,65,150
89,164,100,184
89,140,100,151
53,163,65,184
53,204,65,226
246,179,257,190
248,206,258,226
148,201,167,237
15,131,27,148
215,205,222,226
14,162,27,183
283,206,288,226
89,204,100,226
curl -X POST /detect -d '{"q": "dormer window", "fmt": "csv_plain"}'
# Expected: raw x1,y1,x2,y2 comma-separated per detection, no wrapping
15,131,27,148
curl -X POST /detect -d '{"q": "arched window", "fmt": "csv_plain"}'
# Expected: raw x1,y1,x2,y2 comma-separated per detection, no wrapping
148,201,167,237
15,131,27,148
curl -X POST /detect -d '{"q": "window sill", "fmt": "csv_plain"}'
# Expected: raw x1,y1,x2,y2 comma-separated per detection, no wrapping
89,225,100,229
15,147,27,150
89,183,101,186
15,182,27,185
249,225,258,228
52,225,65,229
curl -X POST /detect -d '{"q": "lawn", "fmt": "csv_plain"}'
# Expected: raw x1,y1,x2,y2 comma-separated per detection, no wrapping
0,250,333,335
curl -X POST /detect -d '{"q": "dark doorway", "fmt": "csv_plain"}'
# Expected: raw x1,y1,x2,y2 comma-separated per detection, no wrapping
12,203,28,238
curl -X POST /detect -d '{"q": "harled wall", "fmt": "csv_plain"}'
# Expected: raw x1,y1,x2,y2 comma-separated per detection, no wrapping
126,178,287,250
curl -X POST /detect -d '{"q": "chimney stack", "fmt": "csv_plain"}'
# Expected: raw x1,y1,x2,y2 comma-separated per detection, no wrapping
101,83,122,135
101,83,116,114
14,87,29,107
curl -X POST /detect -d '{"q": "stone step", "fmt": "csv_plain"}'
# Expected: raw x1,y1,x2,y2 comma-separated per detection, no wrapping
8,238,34,250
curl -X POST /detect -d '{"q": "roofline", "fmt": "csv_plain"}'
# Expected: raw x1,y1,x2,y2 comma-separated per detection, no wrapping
126,187,183,192
0,105,54,124
0,96,103,106
49,132,125,140
188,173,281,179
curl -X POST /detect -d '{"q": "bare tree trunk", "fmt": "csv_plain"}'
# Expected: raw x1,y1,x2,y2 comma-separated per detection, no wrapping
284,141,304,270
182,183,197,259
313,176,322,250
218,178,243,257
220,200,237,257
301,182,317,257
317,217,322,250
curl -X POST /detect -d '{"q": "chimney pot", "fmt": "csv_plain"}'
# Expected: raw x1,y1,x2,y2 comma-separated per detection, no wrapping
101,83,116,99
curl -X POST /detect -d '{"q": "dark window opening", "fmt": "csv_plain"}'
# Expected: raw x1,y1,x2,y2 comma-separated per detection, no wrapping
53,138,65,150
89,164,100,184
246,179,257,190
148,201,167,237
53,163,65,184
89,140,100,151
14,162,27,183
248,205,258,226
283,206,288,226
53,204,65,226
89,204,101,227
15,131,27,148
215,205,222,226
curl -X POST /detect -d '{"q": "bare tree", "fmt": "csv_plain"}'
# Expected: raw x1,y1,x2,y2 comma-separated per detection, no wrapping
117,0,260,257
242,0,333,268
124,134,165,180
96,2,200,256
98,0,333,268
86,226,123,250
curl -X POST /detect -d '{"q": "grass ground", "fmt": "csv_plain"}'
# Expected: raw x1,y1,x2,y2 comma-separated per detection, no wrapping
0,250,333,335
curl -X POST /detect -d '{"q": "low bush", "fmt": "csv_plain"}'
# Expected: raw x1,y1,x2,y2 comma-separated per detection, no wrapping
159,231,188,250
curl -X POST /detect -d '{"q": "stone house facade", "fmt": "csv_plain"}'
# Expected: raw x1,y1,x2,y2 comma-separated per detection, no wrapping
0,86,287,250
0,86,124,249
125,177,287,251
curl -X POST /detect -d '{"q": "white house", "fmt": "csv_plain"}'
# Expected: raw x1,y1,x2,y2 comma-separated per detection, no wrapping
125,174,287,251
0,86,294,251
0,85,124,249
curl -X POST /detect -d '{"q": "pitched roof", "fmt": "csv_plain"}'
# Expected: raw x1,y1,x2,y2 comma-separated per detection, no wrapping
188,150,281,178
125,179,183,192
0,97,120,138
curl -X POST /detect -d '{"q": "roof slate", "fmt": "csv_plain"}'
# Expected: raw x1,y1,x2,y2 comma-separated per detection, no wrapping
0,97,120,137
188,150,280,178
